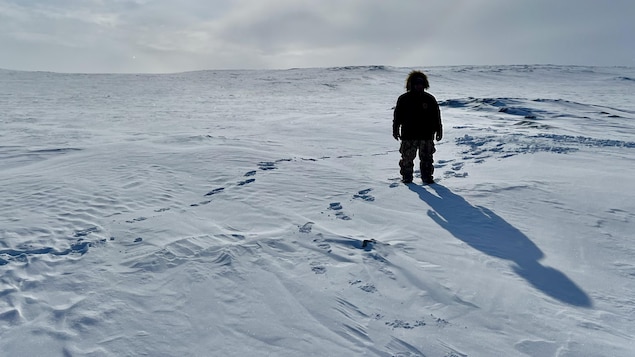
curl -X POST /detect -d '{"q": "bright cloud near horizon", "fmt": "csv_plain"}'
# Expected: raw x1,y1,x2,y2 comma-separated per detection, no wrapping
0,0,633,73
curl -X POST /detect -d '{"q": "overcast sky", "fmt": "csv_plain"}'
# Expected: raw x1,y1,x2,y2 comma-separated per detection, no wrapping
1,0,633,73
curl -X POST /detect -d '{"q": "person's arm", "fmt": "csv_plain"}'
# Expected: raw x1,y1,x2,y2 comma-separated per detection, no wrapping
393,97,403,140
434,99,442,141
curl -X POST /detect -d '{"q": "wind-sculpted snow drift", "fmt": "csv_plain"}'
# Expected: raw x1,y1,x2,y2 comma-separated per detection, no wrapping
1,65,634,356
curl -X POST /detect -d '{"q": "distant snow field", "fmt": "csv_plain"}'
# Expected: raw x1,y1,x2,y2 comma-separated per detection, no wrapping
1,65,634,356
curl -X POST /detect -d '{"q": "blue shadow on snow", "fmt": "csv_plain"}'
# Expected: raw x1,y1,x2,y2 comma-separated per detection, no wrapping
409,183,592,308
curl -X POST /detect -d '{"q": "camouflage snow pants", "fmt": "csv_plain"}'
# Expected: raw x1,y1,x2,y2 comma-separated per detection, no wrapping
399,139,436,181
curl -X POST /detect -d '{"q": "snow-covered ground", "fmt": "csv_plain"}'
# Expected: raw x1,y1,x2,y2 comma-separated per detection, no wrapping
1,65,634,356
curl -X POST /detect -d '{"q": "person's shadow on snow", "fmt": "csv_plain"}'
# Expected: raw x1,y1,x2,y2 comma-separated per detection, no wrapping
409,183,592,308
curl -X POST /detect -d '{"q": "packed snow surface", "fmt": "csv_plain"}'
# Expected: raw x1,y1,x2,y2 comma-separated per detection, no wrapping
1,65,634,356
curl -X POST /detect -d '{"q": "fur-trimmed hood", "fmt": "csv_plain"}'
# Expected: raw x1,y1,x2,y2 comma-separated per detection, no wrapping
405,70,430,91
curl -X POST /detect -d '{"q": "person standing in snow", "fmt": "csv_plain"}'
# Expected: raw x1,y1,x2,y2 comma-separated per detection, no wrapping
393,70,443,184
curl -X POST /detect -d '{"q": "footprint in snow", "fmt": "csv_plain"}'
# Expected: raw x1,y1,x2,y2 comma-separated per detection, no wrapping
436,159,454,168
190,187,226,206
388,178,401,188
205,187,225,196
353,188,375,202
349,279,377,293
237,178,255,186
312,237,332,251
451,162,464,171
310,261,327,274
258,162,277,171
328,202,351,220
299,222,314,233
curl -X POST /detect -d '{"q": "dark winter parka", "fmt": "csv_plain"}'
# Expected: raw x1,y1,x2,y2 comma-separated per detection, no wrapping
393,71,442,140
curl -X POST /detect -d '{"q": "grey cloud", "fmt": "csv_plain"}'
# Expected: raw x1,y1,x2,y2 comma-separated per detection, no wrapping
0,0,633,72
